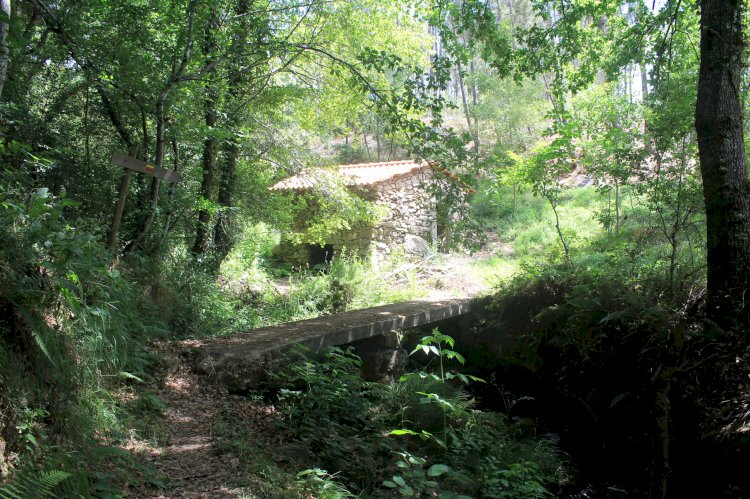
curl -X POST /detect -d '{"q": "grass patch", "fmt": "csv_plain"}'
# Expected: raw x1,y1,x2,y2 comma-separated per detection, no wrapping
470,184,665,286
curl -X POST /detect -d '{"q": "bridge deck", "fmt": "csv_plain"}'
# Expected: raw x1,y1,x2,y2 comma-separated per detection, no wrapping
189,298,475,389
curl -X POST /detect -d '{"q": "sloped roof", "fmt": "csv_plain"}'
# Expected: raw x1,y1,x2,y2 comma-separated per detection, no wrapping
270,160,428,191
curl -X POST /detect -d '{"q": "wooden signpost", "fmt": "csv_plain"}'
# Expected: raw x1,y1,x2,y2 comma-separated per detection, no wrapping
111,152,183,183
106,152,183,251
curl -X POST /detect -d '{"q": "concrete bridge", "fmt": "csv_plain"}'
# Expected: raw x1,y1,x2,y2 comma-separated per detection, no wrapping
190,298,482,390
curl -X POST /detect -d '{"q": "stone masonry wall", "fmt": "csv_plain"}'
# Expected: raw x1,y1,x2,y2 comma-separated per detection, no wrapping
369,168,436,263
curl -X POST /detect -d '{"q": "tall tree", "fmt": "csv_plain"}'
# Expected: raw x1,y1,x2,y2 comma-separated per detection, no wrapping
0,0,9,98
192,7,220,257
212,0,251,265
695,0,750,328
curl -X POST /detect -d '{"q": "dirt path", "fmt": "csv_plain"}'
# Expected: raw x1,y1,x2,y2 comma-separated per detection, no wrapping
123,345,281,498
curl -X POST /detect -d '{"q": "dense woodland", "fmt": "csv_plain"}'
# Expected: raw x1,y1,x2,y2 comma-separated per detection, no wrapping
1,0,750,497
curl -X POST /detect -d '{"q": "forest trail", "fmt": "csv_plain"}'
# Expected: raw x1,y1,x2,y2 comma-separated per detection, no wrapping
123,344,282,498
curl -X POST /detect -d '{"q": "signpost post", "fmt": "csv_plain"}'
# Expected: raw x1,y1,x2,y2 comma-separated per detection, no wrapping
106,153,183,251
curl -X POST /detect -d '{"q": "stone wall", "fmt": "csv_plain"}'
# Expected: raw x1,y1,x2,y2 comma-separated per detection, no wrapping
273,167,437,267
369,167,436,263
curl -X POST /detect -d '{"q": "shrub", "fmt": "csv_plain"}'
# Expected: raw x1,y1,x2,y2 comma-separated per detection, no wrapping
0,170,165,491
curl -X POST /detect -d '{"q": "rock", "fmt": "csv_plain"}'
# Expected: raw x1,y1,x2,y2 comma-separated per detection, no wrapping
404,234,430,256
498,243,515,257
157,351,182,376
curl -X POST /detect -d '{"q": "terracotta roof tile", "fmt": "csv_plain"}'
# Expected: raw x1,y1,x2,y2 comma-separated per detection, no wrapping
270,160,428,191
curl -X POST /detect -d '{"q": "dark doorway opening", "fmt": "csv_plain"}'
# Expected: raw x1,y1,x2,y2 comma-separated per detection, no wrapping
308,244,334,268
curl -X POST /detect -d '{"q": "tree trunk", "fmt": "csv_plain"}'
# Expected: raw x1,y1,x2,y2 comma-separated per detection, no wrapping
125,1,195,254
614,178,620,236
125,97,166,253
212,0,250,268
213,136,236,265
456,58,472,132
192,8,219,256
695,0,750,328
375,115,381,160
158,138,181,252
0,0,9,99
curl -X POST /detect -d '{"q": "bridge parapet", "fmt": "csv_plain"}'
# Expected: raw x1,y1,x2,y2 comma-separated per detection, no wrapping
188,298,479,391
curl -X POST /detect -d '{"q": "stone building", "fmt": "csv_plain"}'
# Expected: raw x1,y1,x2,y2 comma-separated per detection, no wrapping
271,160,437,266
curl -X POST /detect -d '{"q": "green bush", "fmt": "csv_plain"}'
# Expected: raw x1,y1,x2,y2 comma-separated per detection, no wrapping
272,346,389,490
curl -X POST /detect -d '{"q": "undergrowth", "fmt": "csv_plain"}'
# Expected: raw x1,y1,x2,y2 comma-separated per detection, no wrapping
231,337,569,498
162,245,426,339
0,162,429,495
0,169,166,494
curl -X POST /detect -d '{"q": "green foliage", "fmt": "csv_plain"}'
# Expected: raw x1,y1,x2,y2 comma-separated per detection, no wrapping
396,329,483,445
383,329,562,498
452,413,561,498
0,163,168,491
0,0,727,495
162,255,258,338
259,254,425,325
481,242,716,494
273,346,388,489
484,461,552,499
382,452,457,497
0,469,71,499
286,185,387,247
295,468,357,499
263,334,565,497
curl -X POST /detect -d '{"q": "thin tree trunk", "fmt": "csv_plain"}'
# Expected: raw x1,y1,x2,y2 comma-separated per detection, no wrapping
84,86,90,168
192,8,219,256
456,58,472,132
0,0,10,99
641,63,649,132
211,0,250,267
550,199,569,261
375,116,381,161
695,0,750,328
141,109,151,158
543,184,569,261
158,138,181,251
650,321,684,499
126,97,166,253
470,59,480,159
363,131,371,160
615,178,620,236
668,163,686,296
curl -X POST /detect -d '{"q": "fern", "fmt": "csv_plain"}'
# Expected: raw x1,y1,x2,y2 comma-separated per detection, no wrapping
13,305,55,365
0,470,71,499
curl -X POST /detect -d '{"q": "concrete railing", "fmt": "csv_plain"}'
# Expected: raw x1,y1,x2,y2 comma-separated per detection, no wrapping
189,298,481,390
